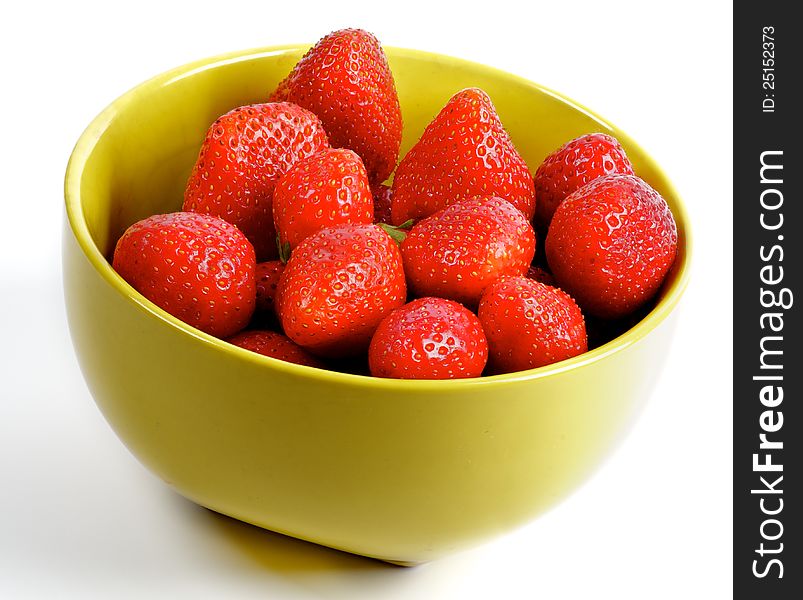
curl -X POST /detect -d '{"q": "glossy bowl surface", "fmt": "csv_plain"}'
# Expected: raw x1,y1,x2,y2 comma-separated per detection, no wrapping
64,45,691,564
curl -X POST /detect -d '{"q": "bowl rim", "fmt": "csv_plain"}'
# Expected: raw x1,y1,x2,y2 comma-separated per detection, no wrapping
64,43,692,391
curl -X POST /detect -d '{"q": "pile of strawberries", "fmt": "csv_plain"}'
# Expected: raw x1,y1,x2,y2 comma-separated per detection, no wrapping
112,28,678,380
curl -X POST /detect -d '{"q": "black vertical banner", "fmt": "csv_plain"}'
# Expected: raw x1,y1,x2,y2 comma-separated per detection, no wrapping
734,4,801,599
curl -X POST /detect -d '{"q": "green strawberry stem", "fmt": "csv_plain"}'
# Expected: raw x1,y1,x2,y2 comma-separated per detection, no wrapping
379,220,413,245
277,236,292,264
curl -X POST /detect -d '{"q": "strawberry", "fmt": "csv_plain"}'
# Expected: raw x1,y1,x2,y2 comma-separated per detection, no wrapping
112,212,255,338
400,196,535,306
270,28,402,184
371,183,393,224
391,88,535,225
227,330,323,367
368,297,488,379
533,133,634,231
525,265,556,287
273,148,374,252
183,102,329,261
546,174,678,319
275,223,406,357
478,276,587,373
254,260,285,315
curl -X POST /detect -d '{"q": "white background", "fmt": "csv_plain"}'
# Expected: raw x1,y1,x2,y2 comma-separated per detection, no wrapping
1,1,733,598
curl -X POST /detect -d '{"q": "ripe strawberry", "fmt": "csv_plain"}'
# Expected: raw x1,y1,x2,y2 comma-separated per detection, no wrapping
546,174,678,319
183,103,329,261
227,330,323,367
112,212,255,338
275,223,406,357
400,196,535,306
391,88,535,225
254,260,285,315
371,183,393,224
534,133,634,231
273,148,373,251
368,297,488,379
525,265,556,287
478,276,587,373
270,28,402,184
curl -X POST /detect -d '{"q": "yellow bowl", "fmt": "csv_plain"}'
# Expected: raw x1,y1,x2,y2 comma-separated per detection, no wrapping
63,45,691,565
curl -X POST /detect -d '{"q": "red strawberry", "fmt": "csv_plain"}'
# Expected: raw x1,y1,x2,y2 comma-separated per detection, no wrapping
112,212,255,338
270,28,402,184
400,196,535,306
371,183,393,224
254,260,285,315
273,148,374,251
478,276,587,373
368,297,488,379
546,174,678,319
275,223,406,357
534,133,634,231
227,330,323,367
525,265,556,287
183,102,329,261
391,88,535,225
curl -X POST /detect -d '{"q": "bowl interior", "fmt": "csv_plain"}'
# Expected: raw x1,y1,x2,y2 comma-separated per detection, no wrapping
66,45,690,380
